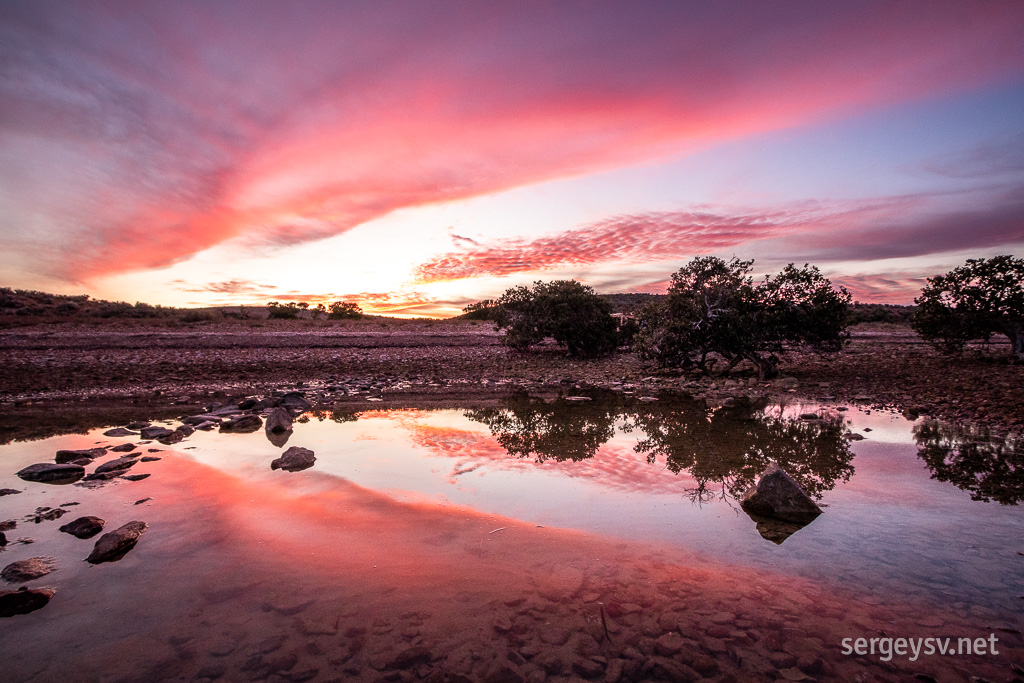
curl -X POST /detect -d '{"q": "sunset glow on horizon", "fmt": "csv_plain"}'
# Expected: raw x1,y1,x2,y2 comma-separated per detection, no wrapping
2,1,1023,317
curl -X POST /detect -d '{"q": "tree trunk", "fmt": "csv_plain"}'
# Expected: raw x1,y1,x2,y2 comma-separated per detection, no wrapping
747,353,779,380
1008,323,1024,363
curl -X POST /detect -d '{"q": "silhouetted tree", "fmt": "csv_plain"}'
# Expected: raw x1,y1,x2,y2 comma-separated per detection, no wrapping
912,255,1024,362
493,280,618,357
635,257,851,378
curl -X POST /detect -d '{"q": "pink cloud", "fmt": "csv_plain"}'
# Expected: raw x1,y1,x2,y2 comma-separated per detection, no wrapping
2,2,1023,281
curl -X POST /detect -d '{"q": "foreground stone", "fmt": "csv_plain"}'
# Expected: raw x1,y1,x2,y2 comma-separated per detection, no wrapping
103,428,137,437
59,516,105,539
271,446,316,472
0,587,55,617
86,521,148,564
220,414,263,433
140,425,175,440
55,448,107,464
740,463,822,524
17,463,86,484
0,489,21,496
2,557,57,583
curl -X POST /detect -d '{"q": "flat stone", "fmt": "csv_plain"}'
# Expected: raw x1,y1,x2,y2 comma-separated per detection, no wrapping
121,473,151,482
55,448,107,464
94,456,139,475
140,426,174,439
0,489,21,497
86,521,148,564
0,587,55,617
59,516,105,539
103,428,137,437
2,557,57,583
220,414,263,433
109,443,137,453
271,446,316,472
17,463,85,484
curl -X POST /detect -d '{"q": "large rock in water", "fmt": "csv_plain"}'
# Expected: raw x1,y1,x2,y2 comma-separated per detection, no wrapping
93,456,139,475
17,463,85,484
86,521,148,564
140,426,175,440
220,414,263,433
740,463,822,524
271,447,316,472
0,587,55,617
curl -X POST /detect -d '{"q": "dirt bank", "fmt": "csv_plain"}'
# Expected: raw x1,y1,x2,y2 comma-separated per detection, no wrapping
0,319,1021,435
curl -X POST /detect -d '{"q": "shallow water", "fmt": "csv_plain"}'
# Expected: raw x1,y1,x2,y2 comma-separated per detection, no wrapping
0,395,1021,682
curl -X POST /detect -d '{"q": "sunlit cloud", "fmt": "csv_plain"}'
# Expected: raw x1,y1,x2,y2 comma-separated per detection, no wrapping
2,1,1023,286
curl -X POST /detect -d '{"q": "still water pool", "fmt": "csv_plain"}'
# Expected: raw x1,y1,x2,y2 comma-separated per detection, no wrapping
1,395,1021,682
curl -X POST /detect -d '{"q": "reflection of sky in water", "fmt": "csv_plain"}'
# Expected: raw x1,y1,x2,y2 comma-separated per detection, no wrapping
1,403,1020,620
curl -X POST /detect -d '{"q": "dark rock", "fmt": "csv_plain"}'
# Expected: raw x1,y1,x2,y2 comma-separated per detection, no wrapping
55,448,107,464
2,557,57,583
121,473,151,482
220,414,263,433
571,658,605,678
127,421,151,429
94,456,139,474
182,414,222,426
799,413,819,420
103,428,137,437
271,446,316,472
175,424,195,437
140,456,162,462
265,407,293,434
389,646,432,670
740,463,822,524
86,521,148,563
134,497,152,505
282,392,312,414
140,426,174,439
0,587,55,617
0,489,21,497
59,516,105,539
82,471,120,482
109,443,137,453
156,430,185,445
17,463,85,484
0,520,15,531
0,532,5,546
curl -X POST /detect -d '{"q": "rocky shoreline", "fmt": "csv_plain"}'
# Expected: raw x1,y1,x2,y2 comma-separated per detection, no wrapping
1,320,1021,439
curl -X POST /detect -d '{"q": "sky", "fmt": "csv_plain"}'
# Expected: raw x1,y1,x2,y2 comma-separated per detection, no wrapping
1,1,1023,317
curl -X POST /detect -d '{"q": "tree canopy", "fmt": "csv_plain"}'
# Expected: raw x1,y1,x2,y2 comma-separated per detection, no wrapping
634,257,851,378
492,280,619,357
912,255,1024,362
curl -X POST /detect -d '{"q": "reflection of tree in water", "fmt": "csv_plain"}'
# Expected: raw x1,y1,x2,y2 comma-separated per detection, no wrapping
464,395,621,462
466,394,855,505
914,420,1024,505
626,402,855,504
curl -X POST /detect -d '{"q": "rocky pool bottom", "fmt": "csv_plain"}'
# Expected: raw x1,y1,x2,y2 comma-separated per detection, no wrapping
0,395,1022,682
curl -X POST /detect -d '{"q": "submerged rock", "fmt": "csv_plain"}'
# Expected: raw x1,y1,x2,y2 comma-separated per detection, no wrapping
2,557,57,583
55,448,106,464
740,463,822,524
0,587,55,617
265,407,293,434
59,516,105,539
86,521,148,564
17,463,85,484
103,428,137,437
271,446,316,472
220,414,263,433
